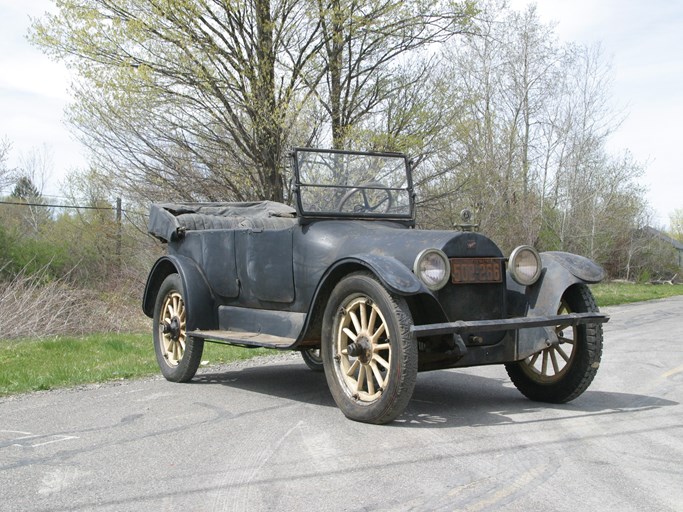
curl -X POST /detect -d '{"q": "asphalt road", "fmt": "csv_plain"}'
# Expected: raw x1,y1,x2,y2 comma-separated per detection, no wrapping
1,296,682,511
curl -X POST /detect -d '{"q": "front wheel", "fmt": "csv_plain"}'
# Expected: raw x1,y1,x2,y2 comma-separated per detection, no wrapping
322,272,417,424
153,273,204,382
505,284,603,403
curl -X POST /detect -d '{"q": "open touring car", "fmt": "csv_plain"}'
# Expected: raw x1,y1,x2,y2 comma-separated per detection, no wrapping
143,148,609,424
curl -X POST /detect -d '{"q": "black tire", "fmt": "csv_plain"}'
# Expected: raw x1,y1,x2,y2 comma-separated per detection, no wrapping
505,284,603,403
153,273,204,383
301,348,324,372
322,272,417,424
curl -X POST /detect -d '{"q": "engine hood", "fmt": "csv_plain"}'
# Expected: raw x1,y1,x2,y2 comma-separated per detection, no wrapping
296,220,504,272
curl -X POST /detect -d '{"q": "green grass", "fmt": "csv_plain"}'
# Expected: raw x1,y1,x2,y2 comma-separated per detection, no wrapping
0,333,274,397
591,282,683,307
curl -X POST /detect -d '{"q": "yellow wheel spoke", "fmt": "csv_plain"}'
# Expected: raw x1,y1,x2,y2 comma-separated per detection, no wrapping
368,307,377,334
342,327,358,341
370,362,384,388
360,302,368,330
528,352,540,367
541,350,549,376
558,335,575,345
365,366,375,395
550,348,560,375
356,365,366,393
373,353,390,370
349,310,362,334
371,323,386,343
346,359,360,377
556,345,570,362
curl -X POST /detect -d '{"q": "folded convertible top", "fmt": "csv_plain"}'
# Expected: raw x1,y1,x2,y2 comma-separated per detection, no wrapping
148,201,297,242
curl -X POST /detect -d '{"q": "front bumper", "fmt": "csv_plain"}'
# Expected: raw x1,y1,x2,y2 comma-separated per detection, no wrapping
411,312,609,368
411,312,609,337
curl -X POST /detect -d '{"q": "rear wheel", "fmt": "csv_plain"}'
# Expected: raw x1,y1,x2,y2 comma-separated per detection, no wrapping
322,272,417,424
505,284,603,403
301,348,324,372
153,273,204,382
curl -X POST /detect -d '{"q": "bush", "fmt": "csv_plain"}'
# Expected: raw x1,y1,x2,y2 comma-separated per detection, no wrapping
0,264,149,340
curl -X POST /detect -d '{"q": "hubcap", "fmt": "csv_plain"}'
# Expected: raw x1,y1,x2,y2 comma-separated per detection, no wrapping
335,297,391,402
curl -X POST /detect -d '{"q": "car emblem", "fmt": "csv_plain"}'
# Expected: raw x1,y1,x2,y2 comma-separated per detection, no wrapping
467,239,476,249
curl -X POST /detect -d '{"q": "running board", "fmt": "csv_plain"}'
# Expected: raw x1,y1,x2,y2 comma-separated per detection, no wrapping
190,329,296,349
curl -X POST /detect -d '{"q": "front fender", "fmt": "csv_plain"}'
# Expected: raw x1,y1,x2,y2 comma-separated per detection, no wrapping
341,254,427,295
507,252,605,360
507,252,605,318
142,255,218,331
297,254,441,344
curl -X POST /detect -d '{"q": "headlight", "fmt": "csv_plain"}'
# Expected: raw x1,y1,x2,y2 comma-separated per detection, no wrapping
508,245,542,286
413,249,450,290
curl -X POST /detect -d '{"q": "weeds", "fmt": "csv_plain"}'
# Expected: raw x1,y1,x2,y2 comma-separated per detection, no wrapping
0,263,147,339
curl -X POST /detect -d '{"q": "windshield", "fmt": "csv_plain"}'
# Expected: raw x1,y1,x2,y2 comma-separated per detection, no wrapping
294,148,413,219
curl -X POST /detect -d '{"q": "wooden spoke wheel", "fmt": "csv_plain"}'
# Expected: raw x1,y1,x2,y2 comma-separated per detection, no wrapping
153,274,204,383
506,284,603,403
322,272,417,424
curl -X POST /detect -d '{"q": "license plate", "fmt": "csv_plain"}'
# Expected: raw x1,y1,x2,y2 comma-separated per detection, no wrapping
450,258,503,284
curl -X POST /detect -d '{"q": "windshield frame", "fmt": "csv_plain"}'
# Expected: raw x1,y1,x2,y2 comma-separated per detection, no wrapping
291,147,415,224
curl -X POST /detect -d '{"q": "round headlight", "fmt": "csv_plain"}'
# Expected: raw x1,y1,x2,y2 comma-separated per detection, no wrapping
509,245,542,286
413,249,450,291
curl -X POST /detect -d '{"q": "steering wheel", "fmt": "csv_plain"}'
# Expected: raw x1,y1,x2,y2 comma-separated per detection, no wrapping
337,182,393,213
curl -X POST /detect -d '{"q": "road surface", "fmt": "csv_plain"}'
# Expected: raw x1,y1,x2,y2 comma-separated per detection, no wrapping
1,296,682,511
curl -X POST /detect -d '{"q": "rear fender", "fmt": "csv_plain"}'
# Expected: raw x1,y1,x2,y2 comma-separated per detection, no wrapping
142,255,217,331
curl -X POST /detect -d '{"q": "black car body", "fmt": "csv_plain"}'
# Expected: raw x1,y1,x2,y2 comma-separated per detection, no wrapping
143,148,609,424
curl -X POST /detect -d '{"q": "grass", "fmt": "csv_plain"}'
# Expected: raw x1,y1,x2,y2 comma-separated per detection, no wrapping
2,281,682,398
591,282,683,307
0,333,274,397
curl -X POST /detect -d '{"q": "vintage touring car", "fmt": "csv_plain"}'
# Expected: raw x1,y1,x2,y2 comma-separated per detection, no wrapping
143,148,609,424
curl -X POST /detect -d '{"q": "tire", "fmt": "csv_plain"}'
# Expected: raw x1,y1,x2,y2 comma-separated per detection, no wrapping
322,272,417,424
301,348,324,372
153,273,204,383
505,284,603,403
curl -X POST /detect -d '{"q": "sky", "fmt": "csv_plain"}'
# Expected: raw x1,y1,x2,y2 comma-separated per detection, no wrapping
0,0,682,227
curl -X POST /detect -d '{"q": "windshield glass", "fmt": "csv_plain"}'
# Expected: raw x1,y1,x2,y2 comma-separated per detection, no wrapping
295,149,413,218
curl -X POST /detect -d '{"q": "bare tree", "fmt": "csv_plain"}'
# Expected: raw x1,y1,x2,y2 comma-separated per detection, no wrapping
0,137,14,193
671,209,683,242
421,2,648,272
32,0,326,203
314,0,476,149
